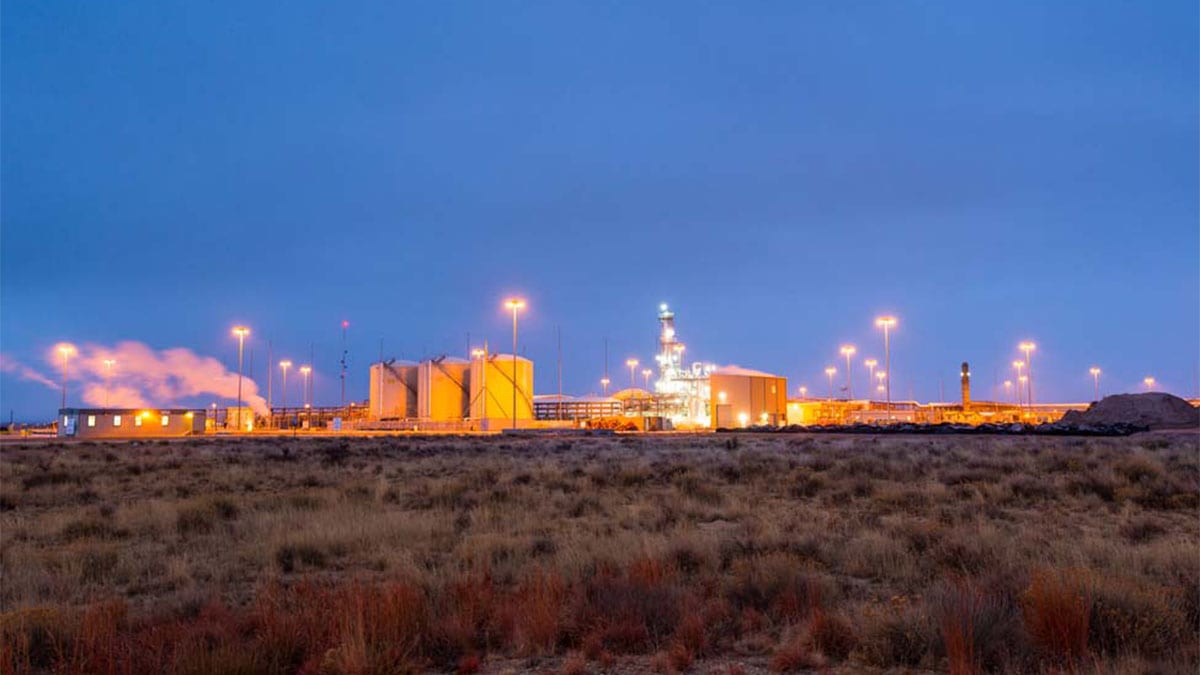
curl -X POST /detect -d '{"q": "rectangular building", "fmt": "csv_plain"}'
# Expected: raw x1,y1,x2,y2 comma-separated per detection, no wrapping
58,408,206,438
710,367,788,428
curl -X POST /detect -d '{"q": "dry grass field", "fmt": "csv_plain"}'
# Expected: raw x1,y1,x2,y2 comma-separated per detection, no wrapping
1,432,1197,673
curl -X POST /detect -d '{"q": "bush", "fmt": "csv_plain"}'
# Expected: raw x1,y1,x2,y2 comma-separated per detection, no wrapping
806,609,857,660
931,578,1023,674
275,543,328,573
1088,575,1186,658
1022,569,1091,663
860,602,934,668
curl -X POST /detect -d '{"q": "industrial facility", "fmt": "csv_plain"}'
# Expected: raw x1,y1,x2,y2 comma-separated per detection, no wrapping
365,351,533,431
45,304,1118,437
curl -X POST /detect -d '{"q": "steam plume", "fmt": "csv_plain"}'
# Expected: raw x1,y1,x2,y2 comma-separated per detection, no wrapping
8,341,270,414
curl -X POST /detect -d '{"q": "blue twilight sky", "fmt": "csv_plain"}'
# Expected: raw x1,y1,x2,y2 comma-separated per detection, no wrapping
2,2,1197,420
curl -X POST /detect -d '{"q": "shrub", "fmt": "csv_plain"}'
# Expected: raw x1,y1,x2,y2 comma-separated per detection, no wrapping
1121,516,1167,543
79,548,120,584
1088,575,1186,658
724,553,825,622
1022,569,1091,663
932,578,1023,674
60,518,126,542
275,543,328,573
510,567,567,655
806,609,857,660
860,602,934,668
770,632,824,672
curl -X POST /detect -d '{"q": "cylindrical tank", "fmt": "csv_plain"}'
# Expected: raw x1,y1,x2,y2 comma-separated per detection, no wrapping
469,353,533,421
369,360,418,419
418,357,471,420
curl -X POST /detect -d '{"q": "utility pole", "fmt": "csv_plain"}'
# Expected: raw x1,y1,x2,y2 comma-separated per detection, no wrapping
267,340,273,428
557,326,563,421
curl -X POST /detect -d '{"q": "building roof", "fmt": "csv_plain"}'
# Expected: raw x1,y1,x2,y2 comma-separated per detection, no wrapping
487,354,532,363
711,365,783,378
59,408,202,414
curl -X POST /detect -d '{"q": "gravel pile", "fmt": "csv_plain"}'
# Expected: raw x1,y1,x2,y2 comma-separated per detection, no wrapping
1060,393,1199,430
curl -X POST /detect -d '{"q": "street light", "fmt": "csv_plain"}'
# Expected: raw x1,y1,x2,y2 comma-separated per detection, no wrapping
57,344,76,409
1003,380,1013,404
875,316,897,419
642,368,653,388
840,345,856,399
279,360,292,418
825,366,837,401
1143,376,1155,391
103,359,116,408
600,377,610,396
799,385,808,399
1089,367,1101,402
504,298,525,430
210,402,218,431
1012,360,1025,407
232,326,250,432
1018,375,1028,414
1019,342,1036,406
864,359,877,399
298,365,312,408
626,358,639,389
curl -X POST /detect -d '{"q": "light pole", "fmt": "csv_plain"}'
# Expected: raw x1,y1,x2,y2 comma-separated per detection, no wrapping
1012,361,1025,407
600,377,610,396
875,316,896,419
210,402,218,431
340,320,349,409
300,365,314,408
799,386,808,400
864,359,877,399
1089,367,1101,402
825,367,837,401
840,345,856,399
58,344,75,409
1018,375,1028,415
1019,342,1036,407
1003,380,1013,405
1143,376,1155,392
103,359,116,408
626,358,639,389
504,298,525,430
232,326,250,431
642,368,653,389
279,361,292,425
300,366,312,428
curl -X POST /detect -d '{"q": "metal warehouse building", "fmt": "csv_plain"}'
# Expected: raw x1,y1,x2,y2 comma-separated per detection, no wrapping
709,367,788,428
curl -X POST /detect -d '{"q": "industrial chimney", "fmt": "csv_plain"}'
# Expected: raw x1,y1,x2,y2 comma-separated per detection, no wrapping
960,362,971,410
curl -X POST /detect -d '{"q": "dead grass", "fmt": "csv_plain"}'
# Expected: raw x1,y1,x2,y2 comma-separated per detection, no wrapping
1,432,1197,672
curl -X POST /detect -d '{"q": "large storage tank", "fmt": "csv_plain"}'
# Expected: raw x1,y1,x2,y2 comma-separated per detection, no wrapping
469,353,533,422
368,360,418,419
418,356,471,420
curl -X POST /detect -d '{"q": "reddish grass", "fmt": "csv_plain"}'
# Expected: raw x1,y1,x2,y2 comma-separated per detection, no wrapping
1023,569,1092,664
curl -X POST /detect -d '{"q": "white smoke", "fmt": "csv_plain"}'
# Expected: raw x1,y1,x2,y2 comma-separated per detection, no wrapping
0,353,59,390
11,341,270,414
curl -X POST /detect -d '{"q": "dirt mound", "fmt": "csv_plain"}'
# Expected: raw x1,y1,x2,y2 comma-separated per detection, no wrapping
1060,393,1200,430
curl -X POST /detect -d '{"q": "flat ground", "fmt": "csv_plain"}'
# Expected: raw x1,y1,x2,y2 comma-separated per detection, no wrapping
1,432,1198,673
